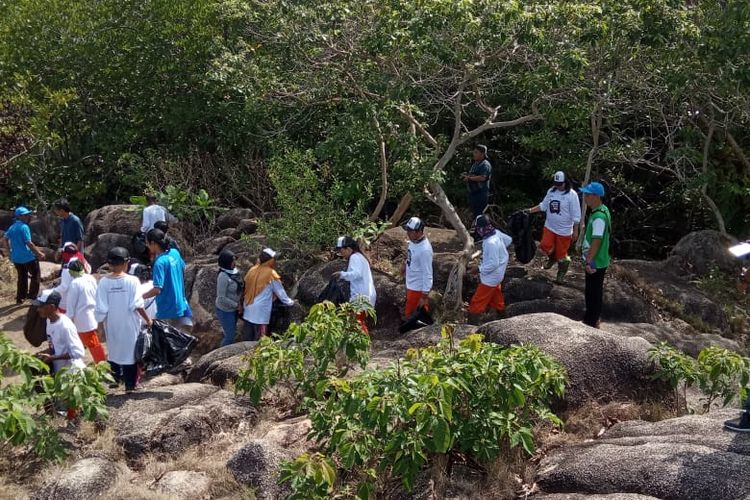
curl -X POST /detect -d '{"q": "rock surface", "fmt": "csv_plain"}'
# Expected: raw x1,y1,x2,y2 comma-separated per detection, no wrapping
216,208,254,230
477,313,669,409
154,470,211,499
666,229,739,277
536,495,660,500
536,409,750,500
108,383,256,462
602,321,740,357
83,205,142,246
85,232,135,270
31,457,124,500
187,341,256,387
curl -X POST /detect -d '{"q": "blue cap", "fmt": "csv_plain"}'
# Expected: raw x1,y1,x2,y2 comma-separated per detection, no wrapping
14,206,34,217
580,182,605,197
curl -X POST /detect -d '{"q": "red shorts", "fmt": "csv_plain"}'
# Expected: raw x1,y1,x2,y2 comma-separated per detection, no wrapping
468,284,505,315
356,311,369,335
405,289,429,318
540,227,572,261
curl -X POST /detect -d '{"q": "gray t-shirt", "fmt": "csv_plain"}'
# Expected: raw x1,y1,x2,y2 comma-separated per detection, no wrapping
467,159,491,193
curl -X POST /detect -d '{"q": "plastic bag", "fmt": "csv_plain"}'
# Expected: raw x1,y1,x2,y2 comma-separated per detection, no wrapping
23,305,47,347
317,276,348,305
508,211,536,264
398,306,435,334
269,300,293,335
134,327,152,362
140,320,197,376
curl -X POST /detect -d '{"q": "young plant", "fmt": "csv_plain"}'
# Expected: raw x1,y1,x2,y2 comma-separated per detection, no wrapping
648,342,699,415
697,346,750,410
279,452,338,500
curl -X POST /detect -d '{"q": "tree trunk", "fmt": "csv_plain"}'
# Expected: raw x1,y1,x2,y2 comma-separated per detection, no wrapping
700,120,727,235
576,101,603,248
368,116,389,221
388,193,413,226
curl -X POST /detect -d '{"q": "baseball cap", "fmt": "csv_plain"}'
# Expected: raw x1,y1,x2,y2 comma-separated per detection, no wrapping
107,246,130,265
474,214,492,228
14,206,34,217
32,289,62,307
553,171,565,183
335,236,356,249
402,217,425,231
262,247,277,259
62,241,78,253
580,181,606,197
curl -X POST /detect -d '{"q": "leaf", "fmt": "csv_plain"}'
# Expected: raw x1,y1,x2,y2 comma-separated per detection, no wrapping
431,417,451,453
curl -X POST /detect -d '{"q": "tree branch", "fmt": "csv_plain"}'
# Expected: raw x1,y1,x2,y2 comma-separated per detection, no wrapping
368,115,389,221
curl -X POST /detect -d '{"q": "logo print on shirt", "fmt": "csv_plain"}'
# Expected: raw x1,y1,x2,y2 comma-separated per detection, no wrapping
549,200,561,214
406,249,412,268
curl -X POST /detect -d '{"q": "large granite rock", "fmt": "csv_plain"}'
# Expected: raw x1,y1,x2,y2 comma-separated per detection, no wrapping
85,232,135,270
216,208,255,230
666,229,739,277
31,457,125,500
187,341,256,387
83,205,142,246
154,470,211,499
602,321,741,357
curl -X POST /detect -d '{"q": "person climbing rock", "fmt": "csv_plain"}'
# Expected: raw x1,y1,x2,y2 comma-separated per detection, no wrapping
242,248,294,341
525,171,581,283
580,181,611,329
53,198,85,253
333,236,376,333
462,144,492,218
3,206,45,304
401,217,433,320
467,214,512,323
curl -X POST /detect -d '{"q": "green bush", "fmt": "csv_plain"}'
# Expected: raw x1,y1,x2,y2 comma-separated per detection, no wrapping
0,334,113,460
278,452,338,500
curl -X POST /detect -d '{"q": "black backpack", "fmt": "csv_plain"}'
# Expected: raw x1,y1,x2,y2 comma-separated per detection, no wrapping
508,211,536,264
317,277,348,305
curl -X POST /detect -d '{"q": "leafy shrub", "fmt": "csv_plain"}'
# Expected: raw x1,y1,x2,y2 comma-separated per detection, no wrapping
235,301,373,404
280,327,566,497
130,185,221,225
278,452,338,500
0,334,112,460
649,342,750,413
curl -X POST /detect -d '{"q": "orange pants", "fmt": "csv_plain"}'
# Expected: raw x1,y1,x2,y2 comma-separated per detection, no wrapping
356,311,369,335
468,283,505,315
79,330,107,364
540,227,572,262
405,290,429,318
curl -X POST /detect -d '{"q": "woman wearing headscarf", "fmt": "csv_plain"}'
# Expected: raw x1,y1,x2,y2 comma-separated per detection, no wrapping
216,250,243,346
242,248,293,341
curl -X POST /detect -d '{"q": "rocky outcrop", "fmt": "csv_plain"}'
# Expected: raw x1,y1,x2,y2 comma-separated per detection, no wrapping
186,264,224,352
216,208,255,230
369,323,476,369
536,409,750,500
85,233,135,270
666,229,739,277
31,457,125,500
154,470,212,499
109,383,256,462
83,205,142,246
602,321,740,357
187,341,256,387
477,314,669,409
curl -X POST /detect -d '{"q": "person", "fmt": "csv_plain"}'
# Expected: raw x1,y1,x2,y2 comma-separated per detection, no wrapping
154,220,181,253
3,206,45,304
580,181,611,328
53,198,84,252
65,259,106,364
462,144,492,218
401,217,433,319
467,214,513,322
216,250,243,346
140,193,173,233
143,228,191,331
525,171,581,283
242,248,293,341
128,263,157,323
724,401,750,432
55,241,91,313
95,247,151,392
332,236,376,333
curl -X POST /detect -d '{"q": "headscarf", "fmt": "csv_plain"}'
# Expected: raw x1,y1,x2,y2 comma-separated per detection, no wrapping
218,250,236,273
62,242,91,273
243,259,280,305
476,224,496,240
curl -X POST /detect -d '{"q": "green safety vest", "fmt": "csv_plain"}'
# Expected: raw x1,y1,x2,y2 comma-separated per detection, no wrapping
583,204,611,269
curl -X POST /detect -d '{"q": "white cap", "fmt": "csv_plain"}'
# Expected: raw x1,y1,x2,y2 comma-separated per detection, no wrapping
402,216,425,231
262,247,277,259
553,171,565,183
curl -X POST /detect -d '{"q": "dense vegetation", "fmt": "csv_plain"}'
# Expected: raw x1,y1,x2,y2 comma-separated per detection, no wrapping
1,0,749,257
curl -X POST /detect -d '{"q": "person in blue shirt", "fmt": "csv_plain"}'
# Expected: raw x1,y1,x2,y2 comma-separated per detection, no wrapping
53,198,85,253
462,144,492,218
2,206,46,304
142,228,192,332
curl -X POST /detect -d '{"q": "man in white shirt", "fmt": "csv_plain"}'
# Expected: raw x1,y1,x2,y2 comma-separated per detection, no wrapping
401,217,433,319
526,171,581,283
140,193,174,233
33,290,86,374
65,260,106,363
467,215,512,322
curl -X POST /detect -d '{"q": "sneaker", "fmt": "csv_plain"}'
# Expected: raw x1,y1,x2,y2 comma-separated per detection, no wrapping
543,256,556,270
556,257,571,283
724,413,750,432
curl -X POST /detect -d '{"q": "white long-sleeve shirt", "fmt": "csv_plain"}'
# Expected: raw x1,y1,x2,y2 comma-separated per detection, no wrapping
54,267,73,311
47,314,86,373
141,204,168,233
66,274,98,332
95,274,144,365
340,252,376,308
539,188,581,237
242,280,294,325
406,238,433,293
479,231,513,286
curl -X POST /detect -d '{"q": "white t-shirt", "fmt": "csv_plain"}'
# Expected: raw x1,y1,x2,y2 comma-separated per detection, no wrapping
243,280,294,325
47,314,86,373
138,281,158,323
406,238,433,293
539,188,581,237
479,230,513,286
340,252,377,309
54,267,73,311
95,274,144,365
66,274,98,332
141,204,168,233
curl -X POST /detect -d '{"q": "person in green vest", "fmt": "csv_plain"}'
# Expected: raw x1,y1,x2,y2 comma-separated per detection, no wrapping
580,181,611,328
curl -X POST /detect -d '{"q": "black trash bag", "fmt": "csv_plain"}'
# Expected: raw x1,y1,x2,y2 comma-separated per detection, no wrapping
141,320,197,376
24,305,47,347
134,327,152,362
317,277,348,305
508,211,536,264
131,231,149,262
398,306,435,334
269,300,293,335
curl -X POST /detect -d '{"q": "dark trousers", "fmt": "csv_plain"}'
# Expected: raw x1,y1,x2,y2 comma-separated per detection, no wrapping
242,321,267,342
584,267,607,327
468,191,489,219
14,260,41,302
110,361,138,390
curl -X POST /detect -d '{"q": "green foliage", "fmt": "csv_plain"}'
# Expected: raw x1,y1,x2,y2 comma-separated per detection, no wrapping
235,301,373,404
300,327,566,495
130,185,221,225
0,334,113,460
649,342,750,413
279,452,338,500
352,220,391,248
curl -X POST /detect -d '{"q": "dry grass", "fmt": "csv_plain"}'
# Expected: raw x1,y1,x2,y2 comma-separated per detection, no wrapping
0,476,30,500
